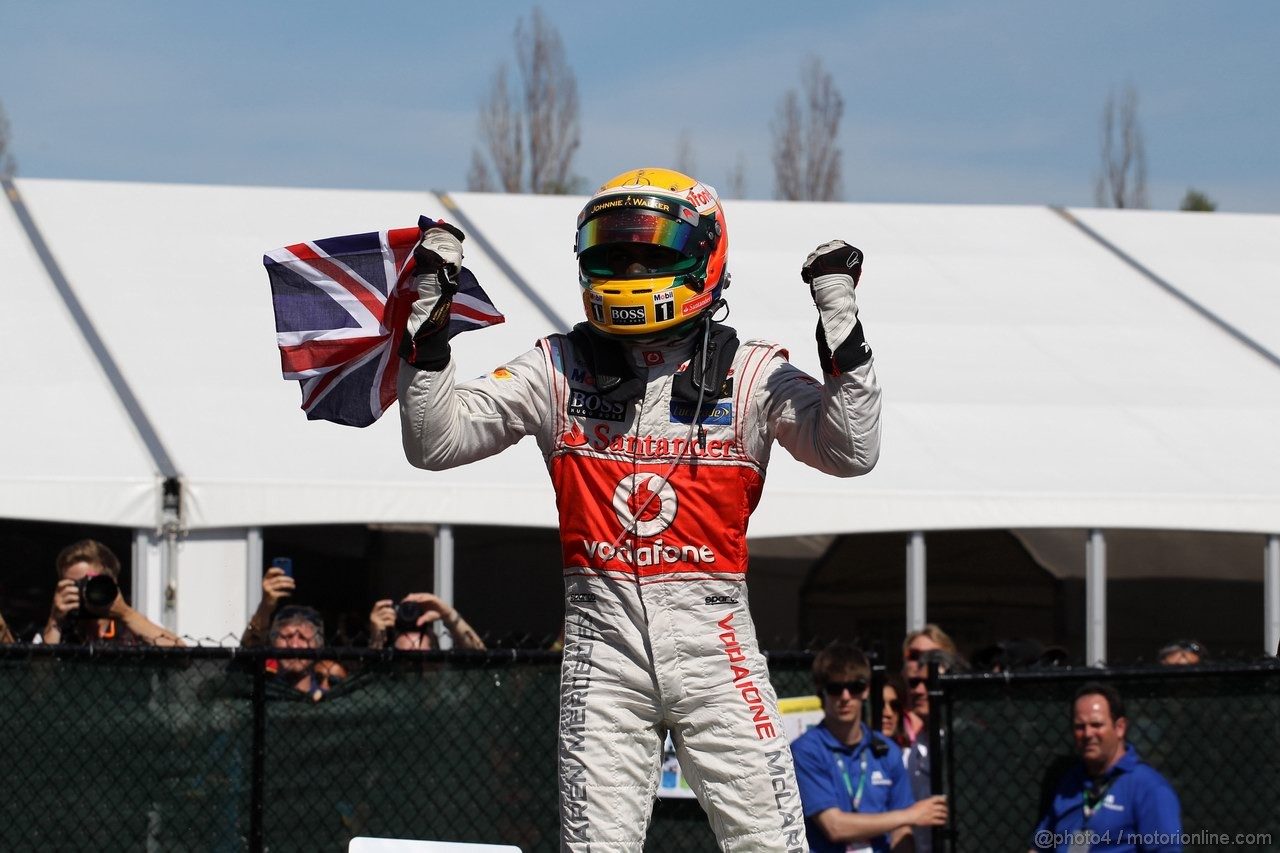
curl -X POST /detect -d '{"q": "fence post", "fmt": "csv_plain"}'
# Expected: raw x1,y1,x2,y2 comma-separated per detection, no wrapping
927,659,945,852
869,643,885,734
943,671,956,853
1266,535,1279,656
250,656,266,853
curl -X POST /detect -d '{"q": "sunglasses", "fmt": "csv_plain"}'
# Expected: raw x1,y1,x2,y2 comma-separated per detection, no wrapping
822,680,868,697
907,677,928,689
1159,639,1204,657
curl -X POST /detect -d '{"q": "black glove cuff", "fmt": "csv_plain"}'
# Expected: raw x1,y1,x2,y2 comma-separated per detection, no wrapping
399,296,454,371
816,319,872,376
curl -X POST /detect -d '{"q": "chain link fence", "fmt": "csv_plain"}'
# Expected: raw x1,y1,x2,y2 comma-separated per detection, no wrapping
4,645,1277,852
0,645,815,853
939,663,1280,852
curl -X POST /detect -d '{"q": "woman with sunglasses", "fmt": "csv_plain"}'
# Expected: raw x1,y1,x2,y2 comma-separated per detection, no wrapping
880,673,910,748
900,624,958,748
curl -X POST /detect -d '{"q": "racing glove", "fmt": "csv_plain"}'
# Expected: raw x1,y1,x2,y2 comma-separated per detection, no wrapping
801,240,872,376
399,217,465,370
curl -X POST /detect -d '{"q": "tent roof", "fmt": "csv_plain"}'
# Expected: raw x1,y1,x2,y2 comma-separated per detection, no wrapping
1,184,157,526
5,179,1279,535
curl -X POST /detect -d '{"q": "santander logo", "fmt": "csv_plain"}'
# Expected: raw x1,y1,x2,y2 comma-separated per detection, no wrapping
563,425,588,447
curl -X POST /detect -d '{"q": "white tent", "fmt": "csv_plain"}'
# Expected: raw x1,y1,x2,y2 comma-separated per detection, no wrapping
4,178,1278,649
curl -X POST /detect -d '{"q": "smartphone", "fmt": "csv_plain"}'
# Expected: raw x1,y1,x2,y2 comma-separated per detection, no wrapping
271,557,293,577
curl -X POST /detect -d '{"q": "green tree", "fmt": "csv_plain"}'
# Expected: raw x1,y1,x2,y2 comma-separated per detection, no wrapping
1179,189,1217,212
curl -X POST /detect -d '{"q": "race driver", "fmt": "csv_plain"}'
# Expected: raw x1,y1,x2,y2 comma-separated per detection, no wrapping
398,167,882,852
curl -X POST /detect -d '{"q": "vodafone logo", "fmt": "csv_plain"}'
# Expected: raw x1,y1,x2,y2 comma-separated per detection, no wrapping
612,474,677,537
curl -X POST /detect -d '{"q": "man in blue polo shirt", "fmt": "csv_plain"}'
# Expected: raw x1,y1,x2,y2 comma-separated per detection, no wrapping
792,643,948,852
1032,683,1182,852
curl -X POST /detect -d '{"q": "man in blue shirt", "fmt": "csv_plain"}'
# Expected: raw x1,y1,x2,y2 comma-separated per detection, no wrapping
793,643,948,852
1032,683,1182,852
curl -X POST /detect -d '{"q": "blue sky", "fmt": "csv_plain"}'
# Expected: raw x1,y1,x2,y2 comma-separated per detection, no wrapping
3,0,1277,211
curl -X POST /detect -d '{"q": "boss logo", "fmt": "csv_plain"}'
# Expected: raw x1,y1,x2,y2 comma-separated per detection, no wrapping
611,305,647,326
568,389,627,422
568,593,598,603
704,596,739,605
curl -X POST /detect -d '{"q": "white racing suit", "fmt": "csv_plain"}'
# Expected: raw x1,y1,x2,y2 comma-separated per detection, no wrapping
399,329,881,851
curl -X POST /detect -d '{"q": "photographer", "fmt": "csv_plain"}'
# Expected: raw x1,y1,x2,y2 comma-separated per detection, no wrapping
367,593,484,651
240,563,297,647
41,539,183,647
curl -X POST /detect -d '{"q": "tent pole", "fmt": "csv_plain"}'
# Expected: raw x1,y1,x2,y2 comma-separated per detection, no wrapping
1086,529,1107,665
246,527,264,623
906,531,926,633
434,524,456,650
132,528,162,625
1265,535,1279,657
160,478,181,633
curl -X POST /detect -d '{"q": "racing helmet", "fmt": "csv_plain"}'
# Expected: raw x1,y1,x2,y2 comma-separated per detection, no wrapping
575,167,729,337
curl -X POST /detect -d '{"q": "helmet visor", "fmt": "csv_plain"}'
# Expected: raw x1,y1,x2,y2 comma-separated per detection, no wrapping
577,209,707,277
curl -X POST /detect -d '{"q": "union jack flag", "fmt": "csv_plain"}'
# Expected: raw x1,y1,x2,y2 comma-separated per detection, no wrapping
264,216,504,427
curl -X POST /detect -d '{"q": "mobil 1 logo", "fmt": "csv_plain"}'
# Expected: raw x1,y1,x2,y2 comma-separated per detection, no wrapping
653,290,675,323
611,305,646,326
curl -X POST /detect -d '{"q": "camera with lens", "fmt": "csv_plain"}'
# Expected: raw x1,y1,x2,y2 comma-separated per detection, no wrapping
393,600,425,634
74,574,119,618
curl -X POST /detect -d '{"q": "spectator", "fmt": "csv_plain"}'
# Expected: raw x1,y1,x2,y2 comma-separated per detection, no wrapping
902,648,965,853
315,658,349,691
1157,639,1206,666
1032,683,1182,852
792,642,947,853
367,593,485,651
41,539,182,647
264,605,327,698
0,607,13,644
901,624,958,746
241,564,296,647
240,566,335,699
881,672,909,747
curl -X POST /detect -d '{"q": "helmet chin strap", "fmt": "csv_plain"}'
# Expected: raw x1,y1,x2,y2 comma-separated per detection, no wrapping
670,301,738,412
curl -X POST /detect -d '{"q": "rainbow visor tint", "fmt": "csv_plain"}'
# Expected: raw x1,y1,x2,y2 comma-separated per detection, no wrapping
576,209,707,274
